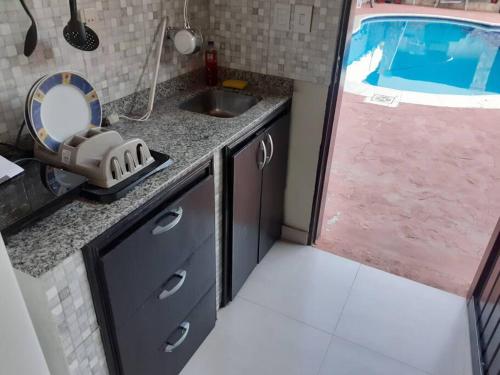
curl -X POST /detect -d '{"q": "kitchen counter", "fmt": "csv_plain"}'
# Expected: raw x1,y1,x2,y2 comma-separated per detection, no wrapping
5,69,292,278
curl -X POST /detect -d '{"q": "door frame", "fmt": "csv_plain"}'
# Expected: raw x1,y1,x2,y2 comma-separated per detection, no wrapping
308,0,357,245
307,0,500,368
467,218,500,375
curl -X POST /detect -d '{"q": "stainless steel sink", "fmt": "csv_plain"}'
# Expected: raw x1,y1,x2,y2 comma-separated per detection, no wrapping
179,89,260,118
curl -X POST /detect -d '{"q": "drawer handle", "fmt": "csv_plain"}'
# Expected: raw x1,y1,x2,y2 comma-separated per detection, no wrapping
152,207,183,236
258,140,268,170
164,322,190,353
265,134,274,165
158,270,187,300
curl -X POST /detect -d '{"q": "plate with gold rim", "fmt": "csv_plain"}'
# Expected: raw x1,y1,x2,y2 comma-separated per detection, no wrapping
29,71,102,153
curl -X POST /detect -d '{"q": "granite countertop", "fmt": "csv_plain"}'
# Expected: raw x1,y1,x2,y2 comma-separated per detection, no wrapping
6,70,292,278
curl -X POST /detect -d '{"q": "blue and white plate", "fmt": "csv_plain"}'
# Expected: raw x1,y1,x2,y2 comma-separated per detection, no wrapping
25,75,46,147
29,72,102,153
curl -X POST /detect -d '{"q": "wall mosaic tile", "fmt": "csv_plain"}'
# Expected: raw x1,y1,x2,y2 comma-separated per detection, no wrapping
208,0,340,84
267,0,340,82
38,250,108,374
0,0,209,143
213,149,223,310
39,250,98,363
67,329,108,375
208,0,272,74
1,0,339,143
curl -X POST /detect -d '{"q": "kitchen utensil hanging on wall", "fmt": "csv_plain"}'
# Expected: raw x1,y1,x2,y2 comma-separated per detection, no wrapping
173,0,203,55
63,0,99,51
19,0,38,57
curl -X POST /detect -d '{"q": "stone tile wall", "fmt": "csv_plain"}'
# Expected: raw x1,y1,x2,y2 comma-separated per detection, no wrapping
208,0,340,84
39,250,103,373
0,0,209,142
1,0,340,143
15,249,109,375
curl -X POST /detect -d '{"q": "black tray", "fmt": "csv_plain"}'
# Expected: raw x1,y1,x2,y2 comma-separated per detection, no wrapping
81,150,173,203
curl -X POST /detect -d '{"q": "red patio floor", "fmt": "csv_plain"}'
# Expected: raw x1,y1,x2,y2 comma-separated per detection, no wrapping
315,4,500,296
316,91,500,296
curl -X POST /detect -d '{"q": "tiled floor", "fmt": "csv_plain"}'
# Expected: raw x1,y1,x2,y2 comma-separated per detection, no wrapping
181,241,472,375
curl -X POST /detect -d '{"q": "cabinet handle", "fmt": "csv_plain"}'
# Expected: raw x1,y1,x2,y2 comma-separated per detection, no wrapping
152,207,183,236
158,270,187,300
164,322,190,353
258,140,267,170
265,134,274,165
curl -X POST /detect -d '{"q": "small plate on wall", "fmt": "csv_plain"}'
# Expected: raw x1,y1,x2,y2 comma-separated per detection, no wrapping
29,72,102,153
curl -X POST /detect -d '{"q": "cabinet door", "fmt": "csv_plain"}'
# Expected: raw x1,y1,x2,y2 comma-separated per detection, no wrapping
230,133,266,299
259,113,290,262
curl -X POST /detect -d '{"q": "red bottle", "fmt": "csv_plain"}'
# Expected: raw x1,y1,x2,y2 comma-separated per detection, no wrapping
205,41,218,86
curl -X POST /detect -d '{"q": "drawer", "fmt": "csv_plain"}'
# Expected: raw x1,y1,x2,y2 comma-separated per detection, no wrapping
100,175,215,327
115,234,215,358
118,285,216,375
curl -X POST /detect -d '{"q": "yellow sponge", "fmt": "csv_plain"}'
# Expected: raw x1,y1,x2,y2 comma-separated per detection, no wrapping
223,79,248,90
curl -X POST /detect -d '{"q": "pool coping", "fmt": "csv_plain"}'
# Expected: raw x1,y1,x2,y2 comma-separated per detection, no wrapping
353,12,500,33
347,13,500,109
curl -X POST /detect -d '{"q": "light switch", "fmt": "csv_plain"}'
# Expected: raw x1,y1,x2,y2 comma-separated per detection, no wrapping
82,8,98,25
273,4,291,32
293,5,313,33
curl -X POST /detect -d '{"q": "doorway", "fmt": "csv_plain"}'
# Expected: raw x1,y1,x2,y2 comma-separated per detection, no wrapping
467,218,500,375
310,1,500,296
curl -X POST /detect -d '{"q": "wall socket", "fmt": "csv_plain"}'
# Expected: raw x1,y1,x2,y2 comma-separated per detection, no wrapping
293,5,313,34
82,8,98,25
273,4,291,31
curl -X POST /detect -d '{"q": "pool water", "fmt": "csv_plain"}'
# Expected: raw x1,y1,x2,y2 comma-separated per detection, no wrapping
347,16,500,95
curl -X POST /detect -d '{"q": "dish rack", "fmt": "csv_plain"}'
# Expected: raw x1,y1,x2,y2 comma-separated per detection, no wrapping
35,128,155,188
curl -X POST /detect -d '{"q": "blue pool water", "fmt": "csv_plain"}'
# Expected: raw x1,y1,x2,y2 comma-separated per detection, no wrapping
347,16,500,95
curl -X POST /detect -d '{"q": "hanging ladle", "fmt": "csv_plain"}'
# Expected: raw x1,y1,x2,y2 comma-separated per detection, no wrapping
19,0,38,57
63,0,99,51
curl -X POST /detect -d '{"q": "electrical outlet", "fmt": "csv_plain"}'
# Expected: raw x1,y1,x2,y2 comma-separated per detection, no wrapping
83,8,98,25
273,4,291,32
293,5,313,33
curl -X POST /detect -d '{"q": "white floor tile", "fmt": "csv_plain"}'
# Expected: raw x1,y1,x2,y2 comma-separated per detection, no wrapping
238,241,360,333
181,297,332,375
319,336,429,375
334,265,469,375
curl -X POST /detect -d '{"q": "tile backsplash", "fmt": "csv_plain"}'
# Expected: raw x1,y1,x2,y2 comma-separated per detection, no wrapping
0,0,339,143
209,0,339,84
0,0,209,143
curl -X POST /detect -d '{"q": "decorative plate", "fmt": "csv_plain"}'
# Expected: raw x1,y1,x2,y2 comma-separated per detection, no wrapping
30,72,102,153
25,76,46,147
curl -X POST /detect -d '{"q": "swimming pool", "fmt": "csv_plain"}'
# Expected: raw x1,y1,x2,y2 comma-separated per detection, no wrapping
347,16,500,96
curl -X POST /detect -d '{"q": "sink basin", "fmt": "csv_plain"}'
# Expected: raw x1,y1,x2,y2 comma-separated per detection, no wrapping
179,89,260,118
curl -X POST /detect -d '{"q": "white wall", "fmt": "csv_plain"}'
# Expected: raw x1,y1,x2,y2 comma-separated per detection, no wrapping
0,234,50,375
284,80,329,236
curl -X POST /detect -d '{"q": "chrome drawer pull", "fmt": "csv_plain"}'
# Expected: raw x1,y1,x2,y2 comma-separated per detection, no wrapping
258,140,267,170
164,322,190,353
265,134,274,165
158,270,187,300
152,207,183,236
